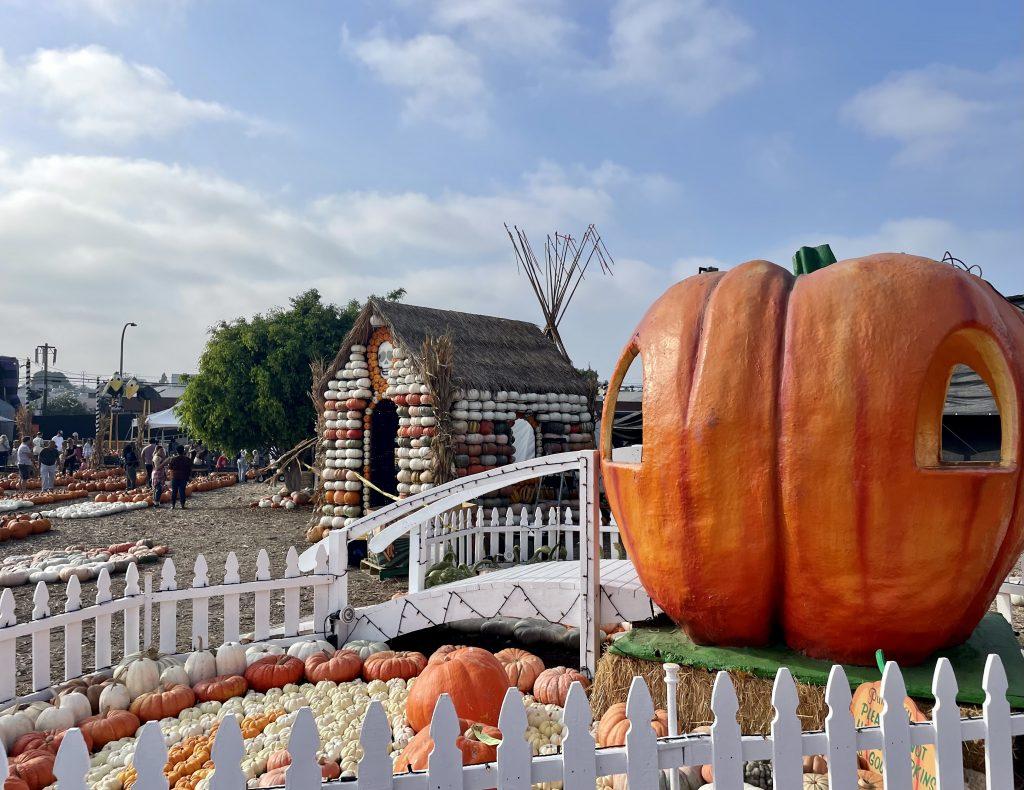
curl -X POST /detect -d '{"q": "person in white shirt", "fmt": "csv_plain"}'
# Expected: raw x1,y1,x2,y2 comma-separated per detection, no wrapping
83,439,94,462
32,433,43,456
51,431,64,451
16,437,34,493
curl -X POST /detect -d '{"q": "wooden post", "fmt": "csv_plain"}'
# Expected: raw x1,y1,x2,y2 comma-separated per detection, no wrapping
578,450,601,676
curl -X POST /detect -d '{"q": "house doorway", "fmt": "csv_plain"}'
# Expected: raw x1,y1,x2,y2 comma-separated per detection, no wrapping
368,400,399,507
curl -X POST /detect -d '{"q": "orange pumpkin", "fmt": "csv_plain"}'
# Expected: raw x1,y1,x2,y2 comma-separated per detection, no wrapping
427,644,467,664
193,674,248,702
601,253,1024,665
393,719,500,771
494,648,544,693
244,655,304,692
303,649,362,683
8,749,55,790
406,647,509,732
362,650,427,682
11,728,94,756
266,749,291,772
80,709,141,748
129,682,196,722
596,703,669,747
532,666,589,706
4,776,31,790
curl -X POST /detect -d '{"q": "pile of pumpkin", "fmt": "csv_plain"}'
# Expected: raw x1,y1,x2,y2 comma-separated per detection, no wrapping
0,513,51,542
47,500,151,518
0,540,167,586
1,490,87,508
251,489,312,511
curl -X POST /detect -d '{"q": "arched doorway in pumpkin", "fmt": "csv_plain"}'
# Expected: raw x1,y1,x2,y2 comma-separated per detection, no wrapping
941,364,1002,463
600,345,643,463
369,400,399,507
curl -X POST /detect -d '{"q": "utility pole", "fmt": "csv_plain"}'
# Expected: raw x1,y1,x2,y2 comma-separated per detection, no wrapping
24,358,31,395
35,344,57,414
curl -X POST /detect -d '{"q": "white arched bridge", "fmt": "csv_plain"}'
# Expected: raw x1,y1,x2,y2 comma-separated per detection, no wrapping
300,450,658,673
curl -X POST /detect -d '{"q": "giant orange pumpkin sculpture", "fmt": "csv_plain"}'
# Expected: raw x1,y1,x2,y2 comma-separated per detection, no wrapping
601,252,1024,665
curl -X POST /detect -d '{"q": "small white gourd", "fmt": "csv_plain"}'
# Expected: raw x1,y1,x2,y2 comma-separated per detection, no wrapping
245,644,285,666
0,712,34,750
216,641,248,676
185,639,218,684
99,683,131,714
286,639,334,661
58,691,93,724
36,704,75,732
161,664,192,687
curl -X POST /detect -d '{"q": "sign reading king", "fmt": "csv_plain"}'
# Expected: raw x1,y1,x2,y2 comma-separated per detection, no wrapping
851,681,938,790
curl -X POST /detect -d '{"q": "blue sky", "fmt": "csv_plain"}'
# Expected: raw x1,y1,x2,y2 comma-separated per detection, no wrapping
0,0,1021,381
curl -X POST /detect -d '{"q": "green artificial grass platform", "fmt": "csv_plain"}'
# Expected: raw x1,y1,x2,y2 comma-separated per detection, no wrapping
609,613,1024,708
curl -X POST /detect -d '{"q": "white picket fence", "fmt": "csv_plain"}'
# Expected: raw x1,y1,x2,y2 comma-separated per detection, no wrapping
417,506,622,587
0,546,340,705
7,654,1023,789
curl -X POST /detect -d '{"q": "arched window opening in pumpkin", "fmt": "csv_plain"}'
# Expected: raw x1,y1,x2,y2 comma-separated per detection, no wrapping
940,364,1002,463
599,345,643,463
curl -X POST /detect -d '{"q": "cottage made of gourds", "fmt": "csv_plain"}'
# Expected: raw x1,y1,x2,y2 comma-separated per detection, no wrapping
309,298,595,542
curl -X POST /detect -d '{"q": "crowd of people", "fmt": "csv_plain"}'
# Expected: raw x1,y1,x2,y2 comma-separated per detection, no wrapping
4,430,272,508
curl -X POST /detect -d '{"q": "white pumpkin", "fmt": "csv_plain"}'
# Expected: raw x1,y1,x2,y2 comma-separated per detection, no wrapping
286,639,335,661
36,704,75,732
58,691,93,724
215,642,248,676
114,648,170,700
161,665,192,687
185,645,218,684
99,683,131,714
0,712,34,750
342,640,389,660
12,701,51,726
245,644,285,666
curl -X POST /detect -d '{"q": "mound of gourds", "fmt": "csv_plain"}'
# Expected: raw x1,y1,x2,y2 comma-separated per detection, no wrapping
0,540,167,587
423,545,567,588
0,513,52,542
45,500,150,519
252,489,312,511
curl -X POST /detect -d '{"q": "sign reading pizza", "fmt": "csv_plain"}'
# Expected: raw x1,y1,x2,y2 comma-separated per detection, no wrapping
851,682,937,790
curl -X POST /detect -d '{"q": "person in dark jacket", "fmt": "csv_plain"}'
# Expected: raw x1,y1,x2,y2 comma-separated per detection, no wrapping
38,441,59,491
123,443,139,490
167,445,193,509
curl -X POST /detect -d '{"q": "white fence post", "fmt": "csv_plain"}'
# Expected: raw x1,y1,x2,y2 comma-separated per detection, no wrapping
409,522,424,594
578,450,601,675
664,663,681,790
327,528,350,644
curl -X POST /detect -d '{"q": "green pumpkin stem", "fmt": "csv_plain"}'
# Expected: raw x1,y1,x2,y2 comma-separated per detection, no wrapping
792,244,837,276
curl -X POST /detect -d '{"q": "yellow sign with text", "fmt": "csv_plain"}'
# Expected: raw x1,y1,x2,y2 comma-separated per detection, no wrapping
851,682,937,790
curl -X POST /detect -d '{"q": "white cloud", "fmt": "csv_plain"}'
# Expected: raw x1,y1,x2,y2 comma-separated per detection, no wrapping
1,46,258,143
44,0,190,24
343,29,489,136
0,152,667,377
428,0,573,55
841,61,1024,166
593,0,758,111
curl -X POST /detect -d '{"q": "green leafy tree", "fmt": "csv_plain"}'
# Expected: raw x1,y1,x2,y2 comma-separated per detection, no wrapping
42,390,88,415
178,289,382,453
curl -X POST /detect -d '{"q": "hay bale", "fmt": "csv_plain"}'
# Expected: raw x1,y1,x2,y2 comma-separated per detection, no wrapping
591,651,987,771
592,650,828,733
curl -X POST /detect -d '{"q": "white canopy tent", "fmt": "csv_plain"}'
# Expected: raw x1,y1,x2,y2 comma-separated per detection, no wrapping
145,405,182,430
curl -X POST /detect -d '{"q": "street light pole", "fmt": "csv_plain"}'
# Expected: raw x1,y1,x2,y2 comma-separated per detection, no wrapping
119,322,138,380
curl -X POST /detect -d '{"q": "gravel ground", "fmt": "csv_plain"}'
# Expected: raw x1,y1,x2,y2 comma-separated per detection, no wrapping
0,483,404,696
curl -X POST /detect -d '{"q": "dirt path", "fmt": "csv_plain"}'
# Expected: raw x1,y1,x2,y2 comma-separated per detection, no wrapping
0,484,404,696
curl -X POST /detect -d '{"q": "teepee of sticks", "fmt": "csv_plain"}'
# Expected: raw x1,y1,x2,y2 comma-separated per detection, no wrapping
505,224,614,362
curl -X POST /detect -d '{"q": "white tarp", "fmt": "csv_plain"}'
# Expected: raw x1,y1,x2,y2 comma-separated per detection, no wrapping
146,405,182,429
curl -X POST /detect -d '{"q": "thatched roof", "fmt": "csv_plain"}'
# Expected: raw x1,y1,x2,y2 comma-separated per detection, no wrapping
341,298,592,395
